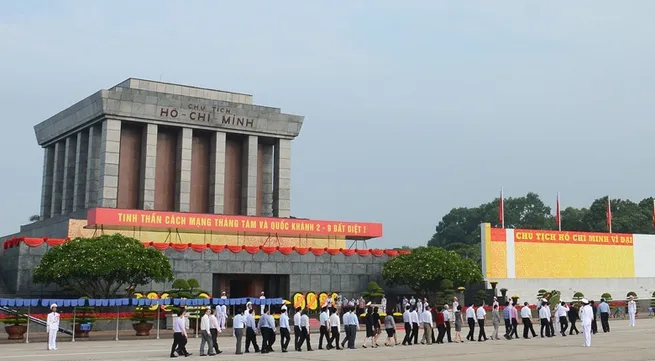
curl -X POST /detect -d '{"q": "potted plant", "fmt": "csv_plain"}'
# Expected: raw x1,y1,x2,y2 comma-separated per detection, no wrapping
131,310,156,336
500,288,508,302
2,310,28,340
361,281,384,303
74,305,96,338
573,292,585,302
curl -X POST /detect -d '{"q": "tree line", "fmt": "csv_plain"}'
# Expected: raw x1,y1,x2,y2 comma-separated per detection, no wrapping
427,192,655,264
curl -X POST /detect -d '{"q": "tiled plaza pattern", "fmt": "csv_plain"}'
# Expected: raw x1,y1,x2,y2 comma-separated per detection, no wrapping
0,319,650,361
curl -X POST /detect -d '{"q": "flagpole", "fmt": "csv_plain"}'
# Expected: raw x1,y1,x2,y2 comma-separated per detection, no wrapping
500,187,505,228
557,192,561,231
607,196,612,233
652,198,654,232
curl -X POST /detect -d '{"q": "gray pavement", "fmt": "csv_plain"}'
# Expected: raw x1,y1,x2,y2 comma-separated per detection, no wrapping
0,319,651,360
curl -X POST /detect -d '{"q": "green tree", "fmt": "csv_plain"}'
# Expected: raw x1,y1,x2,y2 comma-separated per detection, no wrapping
382,246,482,295
33,234,174,298
428,192,553,263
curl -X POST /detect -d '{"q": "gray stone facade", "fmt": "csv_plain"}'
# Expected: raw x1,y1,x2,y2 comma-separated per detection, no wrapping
32,78,304,220
1,243,389,299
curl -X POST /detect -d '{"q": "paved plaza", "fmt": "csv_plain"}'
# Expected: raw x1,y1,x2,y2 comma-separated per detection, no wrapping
0,319,651,360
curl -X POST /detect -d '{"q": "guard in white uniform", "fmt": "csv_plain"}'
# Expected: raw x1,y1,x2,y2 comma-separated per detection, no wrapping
46,304,60,351
259,292,266,316
380,295,387,314
219,292,228,329
579,299,593,347
627,296,637,327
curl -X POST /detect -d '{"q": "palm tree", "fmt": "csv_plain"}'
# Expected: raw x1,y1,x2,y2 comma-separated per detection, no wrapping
28,214,40,222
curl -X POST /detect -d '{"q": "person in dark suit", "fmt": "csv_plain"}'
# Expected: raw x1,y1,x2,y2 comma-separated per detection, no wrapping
568,303,579,335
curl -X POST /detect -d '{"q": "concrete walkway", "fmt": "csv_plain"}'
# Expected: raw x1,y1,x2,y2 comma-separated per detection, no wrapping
0,319,650,360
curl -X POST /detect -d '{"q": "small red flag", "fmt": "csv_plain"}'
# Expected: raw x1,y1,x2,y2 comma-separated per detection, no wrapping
499,188,505,228
556,193,561,231
606,197,612,233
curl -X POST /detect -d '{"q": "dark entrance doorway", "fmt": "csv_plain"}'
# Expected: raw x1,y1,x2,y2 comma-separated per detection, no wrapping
213,274,290,300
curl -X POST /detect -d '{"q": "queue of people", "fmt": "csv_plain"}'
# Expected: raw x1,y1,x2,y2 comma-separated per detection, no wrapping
169,294,637,357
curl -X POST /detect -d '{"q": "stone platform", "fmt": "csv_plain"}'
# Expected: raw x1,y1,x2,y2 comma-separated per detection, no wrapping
0,318,650,360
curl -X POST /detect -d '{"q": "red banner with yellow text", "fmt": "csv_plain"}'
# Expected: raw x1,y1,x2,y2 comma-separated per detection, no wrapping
513,229,633,246
87,208,382,239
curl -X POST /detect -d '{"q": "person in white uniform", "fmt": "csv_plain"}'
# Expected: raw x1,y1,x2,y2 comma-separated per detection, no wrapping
259,292,266,315
46,304,60,351
627,296,637,327
219,291,228,329
579,299,593,347
380,295,387,314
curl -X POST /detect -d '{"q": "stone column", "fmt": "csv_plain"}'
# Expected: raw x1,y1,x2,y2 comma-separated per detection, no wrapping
140,124,157,210
241,135,258,216
97,119,121,208
209,131,226,214
73,130,89,211
273,138,291,218
50,141,66,216
175,128,192,212
85,125,101,209
261,144,274,217
40,146,55,219
61,136,78,214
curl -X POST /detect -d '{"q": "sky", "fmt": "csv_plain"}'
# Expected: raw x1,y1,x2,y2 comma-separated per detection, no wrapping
1,0,655,248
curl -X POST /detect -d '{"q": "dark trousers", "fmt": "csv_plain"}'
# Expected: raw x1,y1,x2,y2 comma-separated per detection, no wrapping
559,316,568,335
436,324,446,343
466,318,475,340
411,323,419,344
402,322,412,345
540,318,551,337
477,319,487,341
280,328,290,351
548,319,554,336
260,327,273,353
522,318,536,338
503,319,512,338
171,332,188,357
600,312,610,332
569,319,579,334
298,326,312,351
245,327,260,352
319,325,329,349
343,325,357,349
210,328,221,353
511,319,519,338
293,326,301,350
329,326,340,348
445,321,452,342
592,318,598,334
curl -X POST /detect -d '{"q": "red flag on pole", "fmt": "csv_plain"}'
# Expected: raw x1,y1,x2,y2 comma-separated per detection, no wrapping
499,188,505,228
606,196,612,233
556,192,561,231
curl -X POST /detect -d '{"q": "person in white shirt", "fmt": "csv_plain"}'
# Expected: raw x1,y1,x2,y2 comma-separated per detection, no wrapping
46,303,60,351
521,302,537,339
556,302,569,336
318,306,330,349
579,299,593,347
409,306,420,345
298,309,313,351
293,307,303,351
199,307,216,356
443,305,452,342
410,296,416,309
476,303,487,342
452,297,459,312
465,303,476,341
381,295,387,314
538,300,552,337
279,307,291,352
420,306,433,345
417,299,424,314
328,308,342,349
233,309,245,355
492,297,499,309
245,309,260,353
401,305,412,345
259,292,266,315
627,296,637,327
258,306,275,354
210,307,223,355
171,308,191,357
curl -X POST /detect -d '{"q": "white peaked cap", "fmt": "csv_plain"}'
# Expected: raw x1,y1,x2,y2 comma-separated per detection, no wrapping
366,301,372,306
50,303,57,309
581,299,589,304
